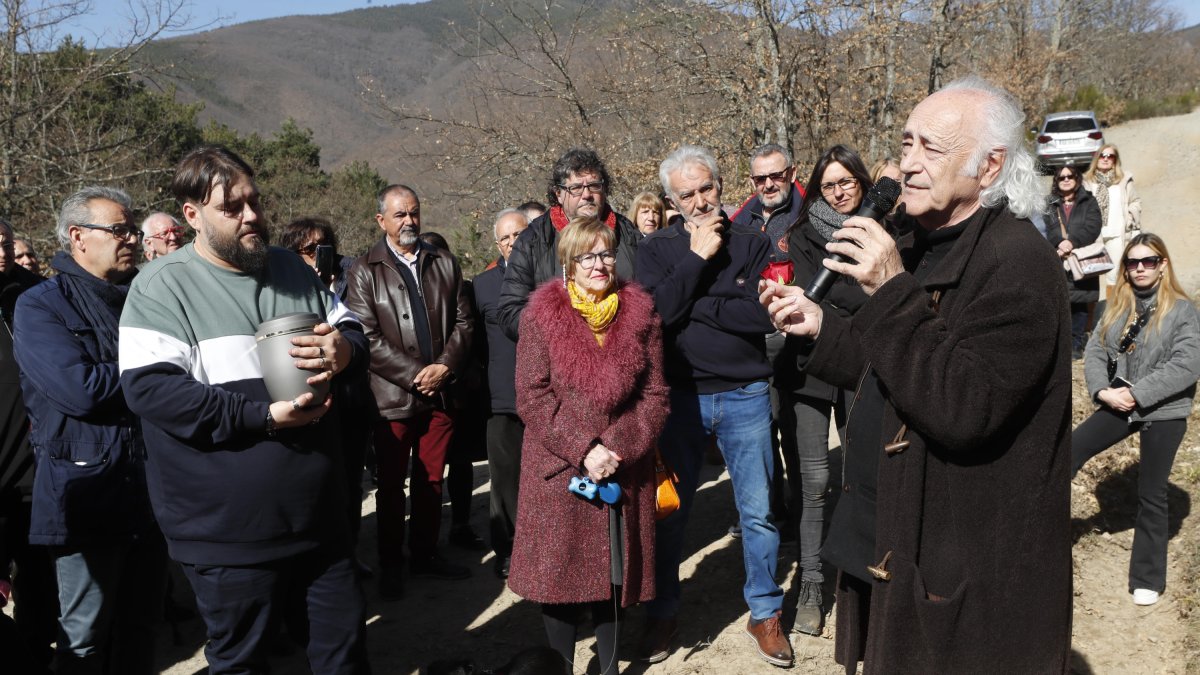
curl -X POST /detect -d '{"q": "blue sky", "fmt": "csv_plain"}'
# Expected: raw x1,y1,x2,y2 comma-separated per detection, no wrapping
57,1,413,46
53,0,1200,46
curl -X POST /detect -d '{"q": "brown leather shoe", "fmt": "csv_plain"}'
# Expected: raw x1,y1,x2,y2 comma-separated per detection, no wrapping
745,611,793,667
638,616,677,663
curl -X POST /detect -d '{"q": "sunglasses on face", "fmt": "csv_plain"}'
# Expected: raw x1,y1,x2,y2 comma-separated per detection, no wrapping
1099,153,1117,160
750,169,792,186
1056,175,1076,183
297,242,327,256
1124,256,1163,271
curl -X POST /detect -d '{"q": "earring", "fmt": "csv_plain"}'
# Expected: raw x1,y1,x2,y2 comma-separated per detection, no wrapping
562,265,568,288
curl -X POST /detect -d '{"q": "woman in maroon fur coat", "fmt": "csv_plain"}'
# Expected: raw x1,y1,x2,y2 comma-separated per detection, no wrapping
509,216,670,674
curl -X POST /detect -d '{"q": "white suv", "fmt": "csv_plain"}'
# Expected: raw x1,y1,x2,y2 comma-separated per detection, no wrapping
1035,111,1104,171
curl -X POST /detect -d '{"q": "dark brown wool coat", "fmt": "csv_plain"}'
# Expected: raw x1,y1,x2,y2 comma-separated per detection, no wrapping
809,206,1074,673
508,280,669,607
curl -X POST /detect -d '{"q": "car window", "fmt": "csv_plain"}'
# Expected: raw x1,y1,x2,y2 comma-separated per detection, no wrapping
1045,118,1098,133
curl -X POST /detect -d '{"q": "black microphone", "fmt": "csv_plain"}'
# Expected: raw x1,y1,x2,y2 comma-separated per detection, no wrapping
803,177,902,303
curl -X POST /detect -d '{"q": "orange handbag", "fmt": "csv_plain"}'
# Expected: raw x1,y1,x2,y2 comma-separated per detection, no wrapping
654,449,680,520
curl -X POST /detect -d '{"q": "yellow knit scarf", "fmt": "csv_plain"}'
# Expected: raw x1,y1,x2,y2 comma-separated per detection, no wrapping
567,280,619,346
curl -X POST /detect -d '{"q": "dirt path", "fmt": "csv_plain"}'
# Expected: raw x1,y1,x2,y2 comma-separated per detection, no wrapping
151,110,1200,674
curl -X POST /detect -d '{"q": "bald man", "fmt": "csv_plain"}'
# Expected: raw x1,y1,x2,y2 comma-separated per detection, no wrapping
140,212,183,261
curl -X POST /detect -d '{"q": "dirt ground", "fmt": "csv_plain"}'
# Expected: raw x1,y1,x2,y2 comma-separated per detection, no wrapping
145,108,1200,674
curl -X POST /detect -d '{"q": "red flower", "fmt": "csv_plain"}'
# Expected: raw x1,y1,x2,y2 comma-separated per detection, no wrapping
761,260,794,285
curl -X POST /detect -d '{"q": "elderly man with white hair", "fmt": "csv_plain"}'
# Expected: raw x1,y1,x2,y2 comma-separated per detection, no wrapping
472,207,528,579
140,211,183,261
636,145,791,667
761,76,1072,672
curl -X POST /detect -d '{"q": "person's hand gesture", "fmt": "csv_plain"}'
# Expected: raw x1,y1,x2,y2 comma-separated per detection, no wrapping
823,216,903,295
583,443,622,483
758,279,823,338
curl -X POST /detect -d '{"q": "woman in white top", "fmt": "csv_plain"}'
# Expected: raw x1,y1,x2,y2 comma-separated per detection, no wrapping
1083,143,1142,299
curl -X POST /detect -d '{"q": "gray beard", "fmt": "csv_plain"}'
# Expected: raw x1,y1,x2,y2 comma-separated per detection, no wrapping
760,191,786,211
398,229,419,248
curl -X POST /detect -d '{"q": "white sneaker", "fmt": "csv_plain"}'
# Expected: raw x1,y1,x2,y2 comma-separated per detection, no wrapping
1132,589,1160,606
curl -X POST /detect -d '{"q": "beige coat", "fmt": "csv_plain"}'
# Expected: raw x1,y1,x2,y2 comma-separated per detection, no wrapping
1084,172,1141,289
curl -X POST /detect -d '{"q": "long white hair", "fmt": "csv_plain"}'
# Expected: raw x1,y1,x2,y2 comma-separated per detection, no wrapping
941,76,1045,220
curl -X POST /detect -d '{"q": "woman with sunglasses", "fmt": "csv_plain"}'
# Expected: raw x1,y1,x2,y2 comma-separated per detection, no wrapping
1073,233,1200,606
1083,144,1142,300
1045,164,1102,359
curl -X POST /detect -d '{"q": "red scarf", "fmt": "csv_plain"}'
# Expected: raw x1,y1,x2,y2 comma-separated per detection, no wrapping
549,205,618,231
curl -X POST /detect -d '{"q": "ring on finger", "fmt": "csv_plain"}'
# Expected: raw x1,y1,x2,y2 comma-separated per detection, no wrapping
317,347,326,358
291,399,301,411
319,356,327,370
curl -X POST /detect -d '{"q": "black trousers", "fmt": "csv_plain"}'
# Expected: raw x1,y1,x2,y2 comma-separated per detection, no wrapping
0,500,56,671
181,547,369,675
486,413,524,558
542,599,619,675
1072,408,1186,593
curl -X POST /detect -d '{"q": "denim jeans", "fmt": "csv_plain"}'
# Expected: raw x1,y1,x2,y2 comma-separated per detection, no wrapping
648,381,783,621
53,535,167,675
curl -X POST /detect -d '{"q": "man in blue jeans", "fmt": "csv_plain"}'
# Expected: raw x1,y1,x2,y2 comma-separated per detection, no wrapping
635,145,790,667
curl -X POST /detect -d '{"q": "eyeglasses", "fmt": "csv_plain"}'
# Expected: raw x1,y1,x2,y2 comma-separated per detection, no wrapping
146,226,184,241
572,250,616,269
79,223,141,241
557,182,605,197
819,177,858,196
1056,175,1076,183
1124,255,1162,271
1098,153,1117,160
750,168,792,186
496,231,523,245
297,242,327,256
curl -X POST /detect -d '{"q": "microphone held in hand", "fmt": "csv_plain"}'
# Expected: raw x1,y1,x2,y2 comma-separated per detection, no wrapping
803,177,902,303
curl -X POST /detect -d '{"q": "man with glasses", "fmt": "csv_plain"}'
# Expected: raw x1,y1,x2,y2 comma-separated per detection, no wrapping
730,142,805,519
14,186,165,674
471,208,528,578
497,148,640,340
635,145,791,667
119,147,370,674
140,211,184,261
344,184,475,599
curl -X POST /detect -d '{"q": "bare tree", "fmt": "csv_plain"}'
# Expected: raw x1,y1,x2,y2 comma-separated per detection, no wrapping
0,0,194,231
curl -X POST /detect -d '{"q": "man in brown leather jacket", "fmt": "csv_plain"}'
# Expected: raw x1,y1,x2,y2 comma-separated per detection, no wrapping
344,184,475,599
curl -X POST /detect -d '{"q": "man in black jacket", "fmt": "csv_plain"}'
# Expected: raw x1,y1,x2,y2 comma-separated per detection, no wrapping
497,148,639,340
0,218,53,671
472,208,528,579
636,145,791,668
760,78,1071,673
